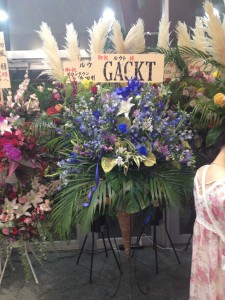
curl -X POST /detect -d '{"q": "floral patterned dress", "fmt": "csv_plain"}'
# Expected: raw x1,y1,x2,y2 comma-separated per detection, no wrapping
190,165,225,300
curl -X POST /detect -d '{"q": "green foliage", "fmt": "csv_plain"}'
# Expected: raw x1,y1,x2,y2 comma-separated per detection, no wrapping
51,158,194,237
206,127,225,148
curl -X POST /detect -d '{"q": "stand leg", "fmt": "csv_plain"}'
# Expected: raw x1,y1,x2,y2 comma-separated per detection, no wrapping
131,224,145,258
185,233,193,251
153,223,159,274
102,232,108,257
107,228,122,274
164,205,181,264
0,247,12,284
89,229,95,284
76,235,88,265
24,243,39,284
27,243,42,264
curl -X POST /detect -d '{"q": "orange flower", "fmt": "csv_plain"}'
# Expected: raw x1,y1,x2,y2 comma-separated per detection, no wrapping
55,104,63,112
213,93,225,108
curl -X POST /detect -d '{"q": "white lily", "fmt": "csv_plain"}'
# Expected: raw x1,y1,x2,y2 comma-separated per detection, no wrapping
117,97,135,119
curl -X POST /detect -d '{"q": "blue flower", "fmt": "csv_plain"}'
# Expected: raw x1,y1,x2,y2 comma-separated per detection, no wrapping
67,152,79,164
93,109,100,119
118,123,127,133
138,146,148,156
114,77,142,98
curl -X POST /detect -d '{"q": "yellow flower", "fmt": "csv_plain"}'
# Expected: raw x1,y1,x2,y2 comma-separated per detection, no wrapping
213,93,225,108
212,70,221,78
197,87,205,94
81,78,91,89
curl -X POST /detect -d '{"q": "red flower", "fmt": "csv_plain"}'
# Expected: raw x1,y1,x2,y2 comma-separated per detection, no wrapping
12,227,18,235
54,118,61,124
91,85,98,94
0,150,6,158
164,78,171,84
9,192,17,200
29,143,36,150
47,106,58,115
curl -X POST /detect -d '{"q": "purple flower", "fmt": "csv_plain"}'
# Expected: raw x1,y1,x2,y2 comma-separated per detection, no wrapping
4,144,22,160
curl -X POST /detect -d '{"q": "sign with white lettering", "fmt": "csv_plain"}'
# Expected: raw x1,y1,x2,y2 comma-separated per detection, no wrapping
0,32,11,89
63,53,164,83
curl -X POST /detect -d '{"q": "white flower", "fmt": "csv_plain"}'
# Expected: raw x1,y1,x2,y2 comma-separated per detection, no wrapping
15,203,32,219
115,156,124,166
0,119,12,134
6,113,20,124
38,184,48,197
117,97,135,119
26,190,44,208
39,200,51,212
2,198,18,215
125,152,132,161
116,146,126,154
141,118,153,132
37,85,44,92
31,177,40,190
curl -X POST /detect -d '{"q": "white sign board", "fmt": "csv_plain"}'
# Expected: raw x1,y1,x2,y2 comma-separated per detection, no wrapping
63,53,165,83
0,32,11,89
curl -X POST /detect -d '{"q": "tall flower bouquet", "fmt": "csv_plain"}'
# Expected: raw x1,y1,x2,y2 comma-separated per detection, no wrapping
47,77,195,255
0,72,62,248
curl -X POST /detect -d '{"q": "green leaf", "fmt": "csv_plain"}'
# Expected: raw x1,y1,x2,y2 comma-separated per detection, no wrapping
65,84,72,98
206,127,225,148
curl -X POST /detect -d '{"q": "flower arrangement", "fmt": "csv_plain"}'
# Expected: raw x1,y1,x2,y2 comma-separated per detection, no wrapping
47,77,195,241
0,72,64,246
0,177,52,242
61,78,195,173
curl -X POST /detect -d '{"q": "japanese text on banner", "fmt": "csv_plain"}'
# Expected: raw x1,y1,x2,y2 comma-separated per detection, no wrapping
0,32,10,89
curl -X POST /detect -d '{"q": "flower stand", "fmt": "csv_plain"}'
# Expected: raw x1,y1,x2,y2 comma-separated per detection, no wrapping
0,241,40,284
76,216,122,283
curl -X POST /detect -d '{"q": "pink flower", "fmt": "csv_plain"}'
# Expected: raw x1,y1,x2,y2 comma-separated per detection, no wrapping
133,109,140,117
23,217,32,224
2,228,9,235
1,214,8,222
18,196,27,204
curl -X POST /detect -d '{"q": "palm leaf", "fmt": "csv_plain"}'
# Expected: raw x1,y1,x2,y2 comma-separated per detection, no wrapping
191,100,224,128
178,46,222,71
51,159,195,237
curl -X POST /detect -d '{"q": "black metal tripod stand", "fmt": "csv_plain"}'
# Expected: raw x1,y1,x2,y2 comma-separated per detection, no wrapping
76,216,122,283
132,204,181,274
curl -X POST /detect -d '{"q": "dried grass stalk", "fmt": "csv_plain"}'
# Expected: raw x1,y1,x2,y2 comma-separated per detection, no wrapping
64,23,80,60
176,21,192,48
203,0,225,67
37,22,63,81
157,16,171,49
111,20,126,53
191,17,208,52
88,16,114,58
124,18,145,53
